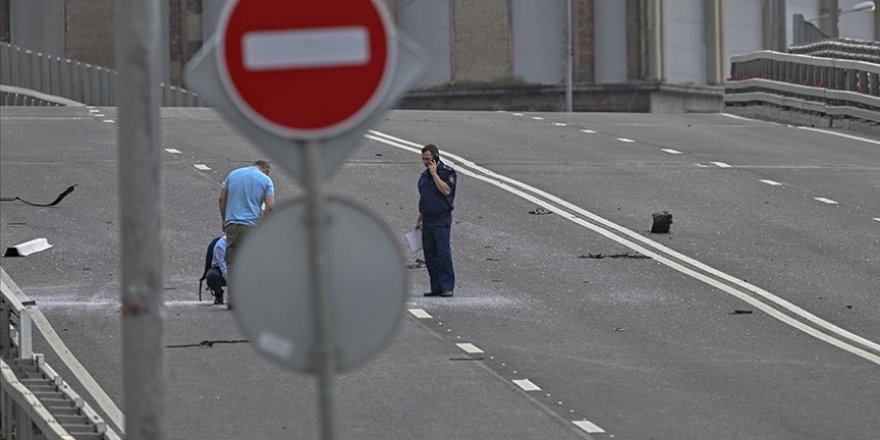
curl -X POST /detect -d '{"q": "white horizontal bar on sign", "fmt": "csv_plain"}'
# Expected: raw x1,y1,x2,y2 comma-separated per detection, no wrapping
243,27,370,71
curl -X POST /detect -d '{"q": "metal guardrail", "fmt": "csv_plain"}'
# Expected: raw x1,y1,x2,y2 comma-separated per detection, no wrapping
0,42,205,107
726,50,880,124
789,38,880,64
1,84,86,107
1,275,121,440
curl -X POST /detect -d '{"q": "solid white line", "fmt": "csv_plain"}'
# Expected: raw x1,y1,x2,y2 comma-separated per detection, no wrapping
760,179,783,186
164,148,182,154
572,420,606,434
814,197,839,205
617,137,635,143
661,148,683,155
511,113,524,116
553,123,567,127
456,343,484,354
193,164,211,170
512,379,542,391
720,113,755,122
365,130,880,364
874,218,880,223
580,129,596,134
711,161,732,168
103,119,114,123
797,126,880,146
408,308,432,319
532,117,545,120
243,26,369,70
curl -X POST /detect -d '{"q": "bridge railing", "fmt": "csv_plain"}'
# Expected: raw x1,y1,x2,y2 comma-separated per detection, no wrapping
0,42,205,107
726,50,880,124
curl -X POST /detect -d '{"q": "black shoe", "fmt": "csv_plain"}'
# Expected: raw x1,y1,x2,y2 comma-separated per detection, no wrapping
440,291,453,297
423,290,442,297
226,302,234,310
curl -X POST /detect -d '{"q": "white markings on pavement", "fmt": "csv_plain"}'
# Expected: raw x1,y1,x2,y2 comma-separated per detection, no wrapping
616,137,635,143
408,308,432,319
164,148,182,154
103,119,114,123
94,113,105,117
553,123,567,127
797,126,880,147
874,218,880,223
456,343,484,354
711,161,732,168
365,129,880,366
512,113,523,116
88,108,99,113
580,129,596,134
661,148,683,155
814,197,839,205
193,164,211,171
760,179,782,186
243,27,369,70
572,420,606,434
532,116,545,120
512,379,541,391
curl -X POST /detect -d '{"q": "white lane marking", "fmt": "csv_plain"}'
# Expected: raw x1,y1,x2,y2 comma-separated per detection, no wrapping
511,113,524,116
711,161,732,168
456,343,484,354
616,137,635,143
874,218,880,223
553,123,567,127
408,308,432,319
814,197,839,205
532,116,545,120
512,379,542,391
243,27,368,70
580,129,596,134
193,164,211,171
661,148,683,155
760,179,783,186
797,126,880,146
164,148,182,154
573,420,606,434
0,271,125,433
720,113,756,122
94,113,106,117
88,108,99,113
103,119,114,123
365,130,880,364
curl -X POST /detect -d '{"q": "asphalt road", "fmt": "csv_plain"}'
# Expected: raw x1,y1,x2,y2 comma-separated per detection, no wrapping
1,106,878,440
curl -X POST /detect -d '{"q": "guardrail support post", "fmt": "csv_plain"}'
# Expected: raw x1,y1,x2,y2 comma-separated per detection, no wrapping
18,310,32,360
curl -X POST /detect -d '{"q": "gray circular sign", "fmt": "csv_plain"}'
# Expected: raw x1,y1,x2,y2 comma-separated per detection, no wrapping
230,196,408,373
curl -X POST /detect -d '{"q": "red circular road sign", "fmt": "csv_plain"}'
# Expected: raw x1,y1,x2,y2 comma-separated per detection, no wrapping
217,0,396,139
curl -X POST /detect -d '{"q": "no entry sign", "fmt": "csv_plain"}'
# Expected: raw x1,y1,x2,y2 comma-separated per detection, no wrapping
217,0,396,139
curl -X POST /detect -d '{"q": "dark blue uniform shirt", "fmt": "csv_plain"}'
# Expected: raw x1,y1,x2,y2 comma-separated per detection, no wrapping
418,161,457,221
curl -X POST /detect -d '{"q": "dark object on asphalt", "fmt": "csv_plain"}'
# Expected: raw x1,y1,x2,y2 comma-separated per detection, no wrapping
166,339,249,348
0,184,77,207
198,236,227,303
529,208,553,215
424,290,453,297
579,253,650,259
407,258,426,269
730,310,753,315
651,211,673,233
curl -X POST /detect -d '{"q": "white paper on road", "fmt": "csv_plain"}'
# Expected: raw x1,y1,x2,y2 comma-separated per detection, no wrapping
405,229,422,253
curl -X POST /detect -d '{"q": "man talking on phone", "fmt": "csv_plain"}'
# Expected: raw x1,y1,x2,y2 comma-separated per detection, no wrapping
416,144,458,297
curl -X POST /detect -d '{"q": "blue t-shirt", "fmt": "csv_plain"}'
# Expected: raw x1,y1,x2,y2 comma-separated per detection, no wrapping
418,161,456,220
223,166,274,227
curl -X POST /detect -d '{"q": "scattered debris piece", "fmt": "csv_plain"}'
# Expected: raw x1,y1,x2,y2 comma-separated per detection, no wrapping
485,257,503,261
406,258,426,269
613,327,627,332
4,238,53,257
578,253,650,260
166,339,250,348
730,310,753,315
651,211,673,233
0,184,77,207
529,208,553,215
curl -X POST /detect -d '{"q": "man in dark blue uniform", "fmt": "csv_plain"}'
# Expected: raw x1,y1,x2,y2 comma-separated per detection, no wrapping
416,144,457,297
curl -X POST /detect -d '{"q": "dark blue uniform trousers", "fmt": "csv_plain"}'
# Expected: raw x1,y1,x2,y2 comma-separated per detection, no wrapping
422,217,455,293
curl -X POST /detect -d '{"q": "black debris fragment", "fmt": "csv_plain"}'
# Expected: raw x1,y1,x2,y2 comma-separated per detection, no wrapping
730,310,753,315
166,339,250,348
0,185,77,207
485,257,502,261
529,208,553,215
579,253,650,260
651,211,673,233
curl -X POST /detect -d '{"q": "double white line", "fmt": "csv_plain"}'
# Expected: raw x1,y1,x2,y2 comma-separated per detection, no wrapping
365,129,880,366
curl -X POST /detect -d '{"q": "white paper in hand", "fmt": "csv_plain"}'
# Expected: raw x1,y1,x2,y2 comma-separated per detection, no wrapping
405,229,422,253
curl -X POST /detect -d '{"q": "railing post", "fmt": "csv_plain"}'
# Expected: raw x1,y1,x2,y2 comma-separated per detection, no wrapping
0,299,9,358
18,309,32,360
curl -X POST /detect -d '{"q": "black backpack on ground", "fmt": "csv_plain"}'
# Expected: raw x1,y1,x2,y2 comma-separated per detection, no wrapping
199,236,224,301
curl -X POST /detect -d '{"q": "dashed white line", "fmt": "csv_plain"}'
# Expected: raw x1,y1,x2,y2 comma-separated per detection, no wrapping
455,343,484,354
531,117,545,120
88,109,99,113
103,119,114,123
580,129,596,134
193,164,211,171
760,179,782,186
616,137,635,143
511,113,523,116
711,161,732,168
814,197,838,205
797,126,880,147
408,308,432,319
874,218,880,223
661,148,683,155
553,123,567,127
164,148,182,154
512,379,541,391
572,420,606,434
94,113,105,117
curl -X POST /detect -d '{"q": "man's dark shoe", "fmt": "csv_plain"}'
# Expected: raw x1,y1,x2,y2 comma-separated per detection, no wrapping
213,291,224,305
440,291,454,297
423,290,442,297
226,302,234,310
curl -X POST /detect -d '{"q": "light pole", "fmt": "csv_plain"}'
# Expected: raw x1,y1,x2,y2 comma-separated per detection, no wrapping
810,0,875,38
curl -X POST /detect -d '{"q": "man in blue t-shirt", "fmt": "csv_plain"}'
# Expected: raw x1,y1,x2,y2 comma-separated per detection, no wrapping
415,144,457,297
219,160,275,308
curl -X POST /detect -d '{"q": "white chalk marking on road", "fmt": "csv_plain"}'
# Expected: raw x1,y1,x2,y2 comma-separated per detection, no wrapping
511,113,524,116
616,137,635,143
512,379,541,391
553,122,567,127
193,164,211,171
797,126,880,147
580,129,596,134
243,26,369,70
573,420,606,434
760,179,783,186
164,148,182,154
532,116,545,120
661,148,683,155
814,197,838,205
365,129,880,365
456,343,484,354
711,161,732,168
408,308,432,319
103,119,114,123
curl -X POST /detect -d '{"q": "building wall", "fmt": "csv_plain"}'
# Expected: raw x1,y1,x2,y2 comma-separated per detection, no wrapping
665,0,705,84
451,0,511,82
396,0,452,87
594,0,627,83
512,0,564,85
9,0,64,57
725,0,763,78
